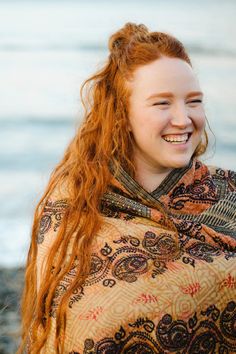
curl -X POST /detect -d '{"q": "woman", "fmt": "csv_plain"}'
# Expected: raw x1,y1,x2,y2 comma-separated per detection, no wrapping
19,23,236,353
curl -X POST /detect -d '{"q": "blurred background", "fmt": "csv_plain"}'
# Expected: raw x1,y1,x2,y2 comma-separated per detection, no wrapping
0,0,236,269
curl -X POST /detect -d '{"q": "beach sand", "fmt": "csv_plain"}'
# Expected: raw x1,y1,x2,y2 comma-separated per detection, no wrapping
0,267,24,354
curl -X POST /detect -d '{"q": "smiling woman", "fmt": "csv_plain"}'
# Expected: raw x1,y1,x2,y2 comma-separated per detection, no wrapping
19,23,236,353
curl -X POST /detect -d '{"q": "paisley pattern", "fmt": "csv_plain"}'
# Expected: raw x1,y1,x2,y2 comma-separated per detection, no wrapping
35,157,236,353
80,301,236,353
168,174,218,210
37,199,68,244
49,228,226,310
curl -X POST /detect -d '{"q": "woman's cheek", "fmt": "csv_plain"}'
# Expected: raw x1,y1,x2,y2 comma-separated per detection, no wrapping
199,112,206,129
192,108,206,129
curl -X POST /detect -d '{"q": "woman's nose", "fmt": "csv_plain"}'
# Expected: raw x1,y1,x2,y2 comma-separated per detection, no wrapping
170,103,191,128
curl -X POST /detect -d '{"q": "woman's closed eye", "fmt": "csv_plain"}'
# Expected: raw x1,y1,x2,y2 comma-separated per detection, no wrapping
188,99,202,104
153,101,169,106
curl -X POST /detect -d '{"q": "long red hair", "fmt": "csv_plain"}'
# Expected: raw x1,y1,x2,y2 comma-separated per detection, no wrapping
18,22,208,353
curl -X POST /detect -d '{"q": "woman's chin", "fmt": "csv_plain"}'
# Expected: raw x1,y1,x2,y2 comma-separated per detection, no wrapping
166,155,192,169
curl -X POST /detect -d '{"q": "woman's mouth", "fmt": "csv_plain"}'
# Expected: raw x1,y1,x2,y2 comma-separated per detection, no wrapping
162,133,191,145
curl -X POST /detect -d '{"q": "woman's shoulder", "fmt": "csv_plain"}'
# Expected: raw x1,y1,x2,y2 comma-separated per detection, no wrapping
205,161,236,194
40,180,70,206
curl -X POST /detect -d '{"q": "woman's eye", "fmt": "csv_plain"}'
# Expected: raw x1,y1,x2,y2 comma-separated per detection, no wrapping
153,101,169,106
188,99,202,104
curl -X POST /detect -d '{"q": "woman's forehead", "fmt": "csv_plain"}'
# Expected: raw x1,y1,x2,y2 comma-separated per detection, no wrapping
131,58,195,82
128,58,201,98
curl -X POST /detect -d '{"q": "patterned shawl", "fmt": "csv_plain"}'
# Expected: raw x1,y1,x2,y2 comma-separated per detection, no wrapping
36,157,236,353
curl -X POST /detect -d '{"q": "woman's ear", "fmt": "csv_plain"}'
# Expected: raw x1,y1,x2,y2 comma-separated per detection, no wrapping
127,118,132,132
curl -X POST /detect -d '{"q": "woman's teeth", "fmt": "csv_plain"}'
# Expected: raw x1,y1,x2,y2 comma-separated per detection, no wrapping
162,133,189,144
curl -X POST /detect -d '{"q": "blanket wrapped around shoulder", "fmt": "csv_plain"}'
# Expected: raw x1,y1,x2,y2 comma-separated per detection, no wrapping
36,157,236,353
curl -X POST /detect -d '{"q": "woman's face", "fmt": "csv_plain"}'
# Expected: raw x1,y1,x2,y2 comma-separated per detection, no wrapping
128,56,206,174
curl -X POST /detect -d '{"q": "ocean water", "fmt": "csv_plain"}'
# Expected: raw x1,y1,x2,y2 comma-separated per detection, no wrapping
0,0,236,266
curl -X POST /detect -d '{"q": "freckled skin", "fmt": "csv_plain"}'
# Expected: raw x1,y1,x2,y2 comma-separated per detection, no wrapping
128,56,206,191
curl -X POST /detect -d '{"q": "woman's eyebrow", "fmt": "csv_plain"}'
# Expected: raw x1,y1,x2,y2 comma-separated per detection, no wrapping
146,91,204,100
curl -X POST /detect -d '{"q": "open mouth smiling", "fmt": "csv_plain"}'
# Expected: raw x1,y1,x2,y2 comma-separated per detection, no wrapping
162,133,192,144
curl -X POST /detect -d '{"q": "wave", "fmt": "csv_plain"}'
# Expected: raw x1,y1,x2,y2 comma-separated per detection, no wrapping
0,42,235,57
0,42,107,52
0,116,78,126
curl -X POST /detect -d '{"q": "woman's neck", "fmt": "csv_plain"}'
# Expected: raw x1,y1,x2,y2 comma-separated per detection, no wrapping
134,157,173,193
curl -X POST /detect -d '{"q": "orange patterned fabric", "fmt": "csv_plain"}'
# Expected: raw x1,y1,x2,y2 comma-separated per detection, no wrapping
37,157,236,353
